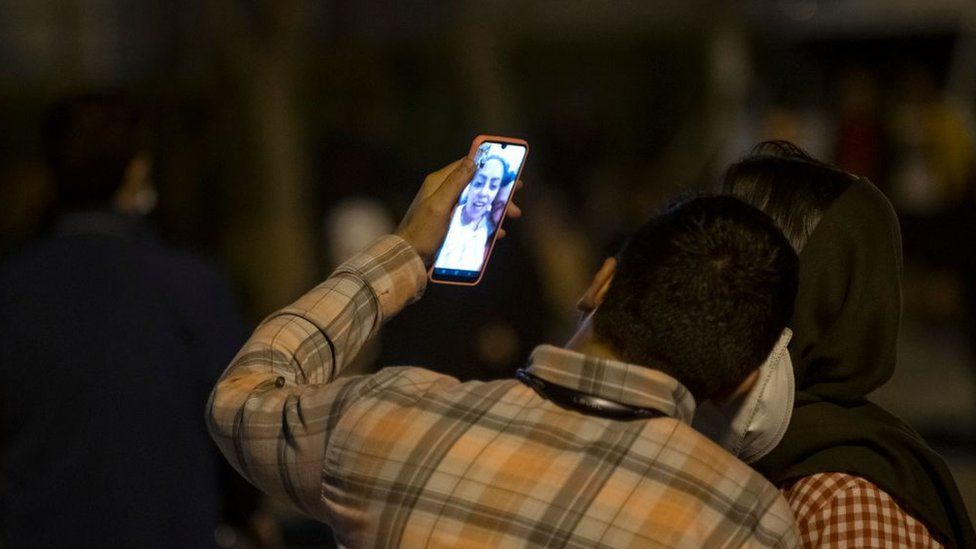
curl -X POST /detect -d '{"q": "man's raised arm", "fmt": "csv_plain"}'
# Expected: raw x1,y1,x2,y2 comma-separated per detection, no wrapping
206,235,426,514
205,158,492,517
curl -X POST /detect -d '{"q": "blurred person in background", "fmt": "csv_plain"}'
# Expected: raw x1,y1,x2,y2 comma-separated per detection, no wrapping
0,93,253,548
885,68,976,388
712,141,976,548
207,157,802,547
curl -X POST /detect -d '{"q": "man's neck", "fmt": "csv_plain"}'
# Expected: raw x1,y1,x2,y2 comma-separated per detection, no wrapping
568,339,618,359
563,321,663,378
564,321,620,362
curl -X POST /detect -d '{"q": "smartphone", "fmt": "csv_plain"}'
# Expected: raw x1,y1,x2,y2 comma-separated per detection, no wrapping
429,135,529,285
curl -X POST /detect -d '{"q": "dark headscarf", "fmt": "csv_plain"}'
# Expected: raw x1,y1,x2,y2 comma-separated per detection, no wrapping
754,178,976,548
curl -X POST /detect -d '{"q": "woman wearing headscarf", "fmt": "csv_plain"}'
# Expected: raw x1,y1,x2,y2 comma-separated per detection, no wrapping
704,141,975,547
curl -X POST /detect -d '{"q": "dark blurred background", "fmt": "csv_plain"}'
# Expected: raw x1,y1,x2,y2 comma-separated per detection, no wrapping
1,1,974,547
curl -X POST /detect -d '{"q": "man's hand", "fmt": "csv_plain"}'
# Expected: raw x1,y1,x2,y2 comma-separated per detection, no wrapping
396,157,522,266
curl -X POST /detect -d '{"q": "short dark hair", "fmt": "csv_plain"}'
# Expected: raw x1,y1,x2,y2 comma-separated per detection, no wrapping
722,141,854,252
593,195,798,401
42,92,149,208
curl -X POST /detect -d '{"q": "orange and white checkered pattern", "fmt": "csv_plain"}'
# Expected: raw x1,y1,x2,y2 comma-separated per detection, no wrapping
783,472,942,548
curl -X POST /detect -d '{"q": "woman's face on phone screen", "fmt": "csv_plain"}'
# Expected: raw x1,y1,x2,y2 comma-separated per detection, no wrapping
463,158,504,222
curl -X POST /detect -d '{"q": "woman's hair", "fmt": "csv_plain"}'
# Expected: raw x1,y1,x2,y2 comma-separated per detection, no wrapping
722,141,855,252
478,155,515,187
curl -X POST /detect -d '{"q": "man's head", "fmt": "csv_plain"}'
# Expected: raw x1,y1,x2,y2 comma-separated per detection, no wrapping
581,196,798,402
42,92,153,212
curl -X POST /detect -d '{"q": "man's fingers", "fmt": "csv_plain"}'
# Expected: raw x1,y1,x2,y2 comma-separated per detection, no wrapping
433,157,475,200
497,228,507,240
506,202,522,219
431,158,467,180
515,179,524,191
422,158,467,195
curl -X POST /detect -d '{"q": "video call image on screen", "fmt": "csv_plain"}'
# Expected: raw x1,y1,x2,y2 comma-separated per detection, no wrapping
432,142,526,277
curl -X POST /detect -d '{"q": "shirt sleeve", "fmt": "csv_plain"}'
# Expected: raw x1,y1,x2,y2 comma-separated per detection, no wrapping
782,472,944,548
205,235,427,518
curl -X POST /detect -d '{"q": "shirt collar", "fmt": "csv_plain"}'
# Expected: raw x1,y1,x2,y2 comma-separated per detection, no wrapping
524,345,696,423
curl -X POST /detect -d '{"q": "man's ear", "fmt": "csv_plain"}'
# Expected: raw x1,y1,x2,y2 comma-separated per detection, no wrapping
577,257,617,313
594,258,615,305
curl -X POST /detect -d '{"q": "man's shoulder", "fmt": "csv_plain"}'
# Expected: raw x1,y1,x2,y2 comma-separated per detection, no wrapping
0,234,62,271
147,245,231,288
0,234,236,320
0,232,218,277
366,365,456,388
651,422,798,545
332,366,527,430
0,236,80,296
360,366,518,398
664,419,784,494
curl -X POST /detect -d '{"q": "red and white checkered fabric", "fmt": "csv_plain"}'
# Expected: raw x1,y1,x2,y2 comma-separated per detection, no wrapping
783,472,942,548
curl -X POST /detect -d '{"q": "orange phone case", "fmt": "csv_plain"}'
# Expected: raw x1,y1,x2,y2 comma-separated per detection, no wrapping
429,135,529,286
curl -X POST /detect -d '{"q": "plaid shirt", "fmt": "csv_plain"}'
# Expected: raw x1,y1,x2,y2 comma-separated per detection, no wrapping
207,235,800,548
782,473,942,548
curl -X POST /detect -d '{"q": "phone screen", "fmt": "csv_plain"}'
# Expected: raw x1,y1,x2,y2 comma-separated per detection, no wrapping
431,140,528,284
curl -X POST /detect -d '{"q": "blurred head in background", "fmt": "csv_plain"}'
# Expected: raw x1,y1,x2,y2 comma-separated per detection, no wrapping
42,92,156,215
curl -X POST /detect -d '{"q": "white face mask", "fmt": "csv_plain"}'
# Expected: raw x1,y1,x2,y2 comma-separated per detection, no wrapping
692,328,795,463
